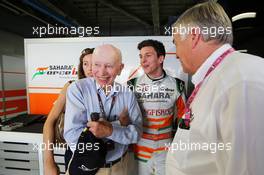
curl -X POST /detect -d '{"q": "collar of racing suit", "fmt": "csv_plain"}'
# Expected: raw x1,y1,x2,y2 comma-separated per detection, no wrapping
146,69,167,82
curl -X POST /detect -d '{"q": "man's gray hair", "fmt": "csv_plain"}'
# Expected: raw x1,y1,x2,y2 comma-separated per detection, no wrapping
173,1,233,45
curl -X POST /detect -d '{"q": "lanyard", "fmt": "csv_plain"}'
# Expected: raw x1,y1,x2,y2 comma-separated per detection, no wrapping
179,47,235,129
96,90,116,119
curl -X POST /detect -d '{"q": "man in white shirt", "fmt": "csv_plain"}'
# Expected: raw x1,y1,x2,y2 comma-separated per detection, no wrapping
166,1,264,175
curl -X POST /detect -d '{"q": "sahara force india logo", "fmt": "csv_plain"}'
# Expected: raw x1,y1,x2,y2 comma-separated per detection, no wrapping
32,65,77,80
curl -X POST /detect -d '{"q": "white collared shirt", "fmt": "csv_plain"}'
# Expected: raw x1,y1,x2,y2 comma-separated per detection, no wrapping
192,44,232,86
166,49,264,175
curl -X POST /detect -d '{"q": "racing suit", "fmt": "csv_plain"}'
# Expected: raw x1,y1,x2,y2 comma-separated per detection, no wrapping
128,71,186,175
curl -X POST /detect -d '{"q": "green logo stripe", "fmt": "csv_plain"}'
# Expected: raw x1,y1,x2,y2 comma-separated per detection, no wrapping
32,71,45,80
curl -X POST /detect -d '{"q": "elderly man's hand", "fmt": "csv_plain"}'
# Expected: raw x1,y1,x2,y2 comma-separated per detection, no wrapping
87,120,113,138
119,108,130,126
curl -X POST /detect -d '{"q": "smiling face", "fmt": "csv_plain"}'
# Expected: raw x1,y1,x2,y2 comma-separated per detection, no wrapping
82,54,93,77
92,45,123,89
139,46,164,78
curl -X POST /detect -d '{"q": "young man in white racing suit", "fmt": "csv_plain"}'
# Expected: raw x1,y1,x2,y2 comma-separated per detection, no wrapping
128,39,186,175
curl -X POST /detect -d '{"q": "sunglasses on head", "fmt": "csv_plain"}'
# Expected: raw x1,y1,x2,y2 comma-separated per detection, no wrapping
81,48,94,55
